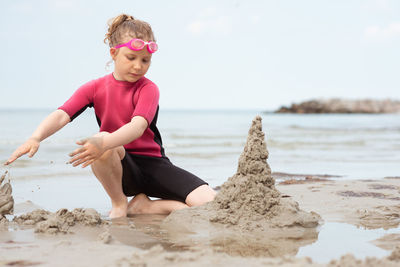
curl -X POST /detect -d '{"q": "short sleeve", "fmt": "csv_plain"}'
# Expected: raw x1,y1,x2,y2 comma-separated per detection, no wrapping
131,83,160,125
58,79,96,121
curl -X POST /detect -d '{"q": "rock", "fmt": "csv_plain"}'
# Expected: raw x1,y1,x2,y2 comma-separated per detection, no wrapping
275,98,400,114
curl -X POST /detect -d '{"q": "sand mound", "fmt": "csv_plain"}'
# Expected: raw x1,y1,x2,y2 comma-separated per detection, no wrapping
0,171,14,216
162,116,321,257
356,205,400,230
327,246,400,267
13,208,107,234
209,116,320,230
0,171,13,228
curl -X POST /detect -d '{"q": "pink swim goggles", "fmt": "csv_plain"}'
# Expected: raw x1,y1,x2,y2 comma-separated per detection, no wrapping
114,38,158,53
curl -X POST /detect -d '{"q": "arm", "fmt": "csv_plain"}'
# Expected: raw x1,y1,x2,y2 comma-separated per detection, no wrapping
103,116,148,150
5,109,71,165
68,116,148,168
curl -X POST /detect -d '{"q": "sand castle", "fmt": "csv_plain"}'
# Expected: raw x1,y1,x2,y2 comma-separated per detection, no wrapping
208,116,320,230
0,171,14,227
162,116,321,256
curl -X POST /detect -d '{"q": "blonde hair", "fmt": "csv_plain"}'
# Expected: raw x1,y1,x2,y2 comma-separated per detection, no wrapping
104,13,156,47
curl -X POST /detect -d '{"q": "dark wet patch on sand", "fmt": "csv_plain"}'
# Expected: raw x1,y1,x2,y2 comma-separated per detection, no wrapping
279,176,330,185
337,191,400,201
1,260,42,266
273,172,341,183
360,179,379,182
368,184,399,190
385,176,400,180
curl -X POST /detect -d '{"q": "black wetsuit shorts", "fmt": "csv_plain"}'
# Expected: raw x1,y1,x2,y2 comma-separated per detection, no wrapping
121,153,207,203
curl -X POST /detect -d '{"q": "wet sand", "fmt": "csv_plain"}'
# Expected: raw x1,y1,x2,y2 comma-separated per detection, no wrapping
1,178,400,266
277,177,400,230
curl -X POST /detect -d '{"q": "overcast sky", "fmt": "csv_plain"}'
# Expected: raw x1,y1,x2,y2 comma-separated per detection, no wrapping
1,0,399,110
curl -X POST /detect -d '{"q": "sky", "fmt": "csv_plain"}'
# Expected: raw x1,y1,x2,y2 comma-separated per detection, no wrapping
0,0,399,111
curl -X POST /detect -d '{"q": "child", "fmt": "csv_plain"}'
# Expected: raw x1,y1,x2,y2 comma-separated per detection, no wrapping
5,13,216,218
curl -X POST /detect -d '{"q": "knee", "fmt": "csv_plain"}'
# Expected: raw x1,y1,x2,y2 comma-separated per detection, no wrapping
90,150,114,168
97,149,114,161
92,132,125,161
185,185,216,207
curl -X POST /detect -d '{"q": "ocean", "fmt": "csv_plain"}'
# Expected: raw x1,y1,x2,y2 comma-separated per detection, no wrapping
1,109,399,213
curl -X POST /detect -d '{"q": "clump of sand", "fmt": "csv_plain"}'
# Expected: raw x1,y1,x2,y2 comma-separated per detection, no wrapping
162,116,321,257
0,171,14,227
13,208,107,234
356,205,400,230
13,209,50,225
98,229,113,244
327,245,400,267
387,245,400,261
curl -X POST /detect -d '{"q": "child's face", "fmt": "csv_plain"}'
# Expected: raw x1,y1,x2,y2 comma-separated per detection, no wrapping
110,44,152,83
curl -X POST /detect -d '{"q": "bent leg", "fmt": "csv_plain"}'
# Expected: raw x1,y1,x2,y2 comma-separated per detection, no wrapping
123,155,214,215
127,194,188,215
127,183,216,215
91,132,126,218
185,184,216,207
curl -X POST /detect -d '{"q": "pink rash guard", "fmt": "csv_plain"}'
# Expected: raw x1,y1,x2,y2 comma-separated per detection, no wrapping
58,73,165,158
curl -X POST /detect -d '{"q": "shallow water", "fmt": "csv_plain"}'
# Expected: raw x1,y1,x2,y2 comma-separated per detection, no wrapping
297,222,400,263
119,218,400,263
1,109,399,187
4,211,400,264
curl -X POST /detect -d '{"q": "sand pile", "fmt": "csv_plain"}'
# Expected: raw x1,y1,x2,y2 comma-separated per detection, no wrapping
208,116,320,230
162,116,321,257
326,245,400,267
356,205,400,230
13,208,107,234
0,171,14,227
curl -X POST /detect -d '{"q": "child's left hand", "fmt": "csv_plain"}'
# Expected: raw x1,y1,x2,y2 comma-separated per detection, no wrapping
68,136,106,168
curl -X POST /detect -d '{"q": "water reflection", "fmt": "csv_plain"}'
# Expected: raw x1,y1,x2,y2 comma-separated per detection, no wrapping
110,213,320,257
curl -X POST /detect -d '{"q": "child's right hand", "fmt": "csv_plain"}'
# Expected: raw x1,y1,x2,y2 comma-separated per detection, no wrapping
4,138,40,165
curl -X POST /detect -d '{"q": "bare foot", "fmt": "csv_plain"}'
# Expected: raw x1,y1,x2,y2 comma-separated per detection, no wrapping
127,193,151,215
109,202,128,218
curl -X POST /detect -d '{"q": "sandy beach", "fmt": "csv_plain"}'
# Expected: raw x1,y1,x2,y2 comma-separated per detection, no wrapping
1,116,400,266
1,178,400,266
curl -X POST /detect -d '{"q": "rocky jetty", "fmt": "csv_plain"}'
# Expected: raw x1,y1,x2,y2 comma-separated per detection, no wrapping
275,98,400,114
